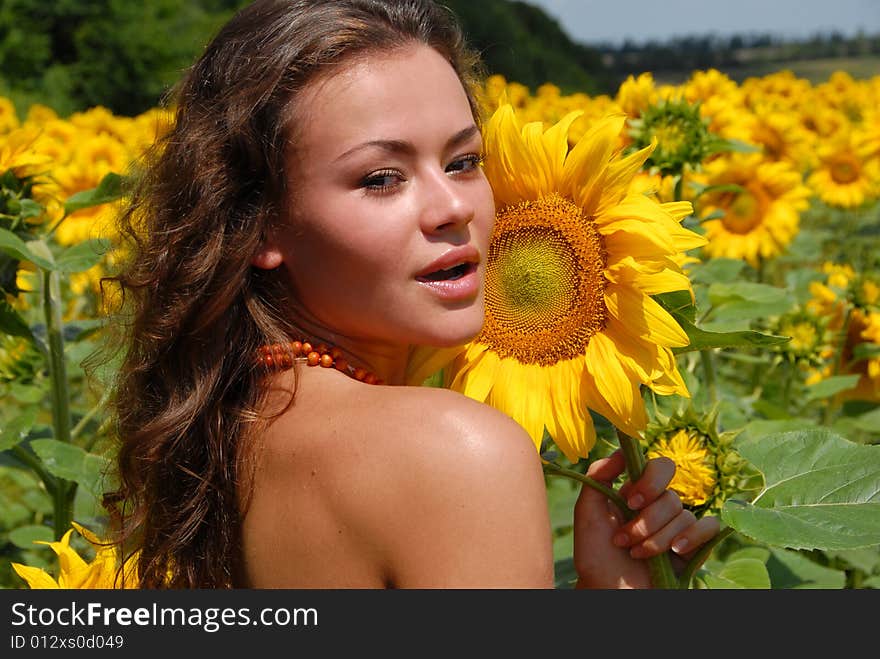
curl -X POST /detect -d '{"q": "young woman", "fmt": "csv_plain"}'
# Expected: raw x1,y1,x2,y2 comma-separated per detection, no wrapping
105,0,719,589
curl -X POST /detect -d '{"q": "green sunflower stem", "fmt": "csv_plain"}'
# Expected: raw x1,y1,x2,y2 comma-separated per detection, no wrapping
699,349,717,406
42,267,76,540
616,429,681,589
542,462,631,518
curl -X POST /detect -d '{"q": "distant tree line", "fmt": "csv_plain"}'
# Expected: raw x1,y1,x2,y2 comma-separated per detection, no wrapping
0,0,611,117
0,0,876,118
597,30,880,80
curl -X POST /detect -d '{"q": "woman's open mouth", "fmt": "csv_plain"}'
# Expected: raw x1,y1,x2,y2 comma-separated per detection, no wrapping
415,262,477,282
415,261,480,301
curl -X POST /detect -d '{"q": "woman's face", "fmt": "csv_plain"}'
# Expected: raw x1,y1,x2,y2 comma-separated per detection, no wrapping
265,44,495,349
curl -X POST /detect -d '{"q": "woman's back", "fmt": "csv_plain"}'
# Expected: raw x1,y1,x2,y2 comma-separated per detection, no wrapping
241,367,555,588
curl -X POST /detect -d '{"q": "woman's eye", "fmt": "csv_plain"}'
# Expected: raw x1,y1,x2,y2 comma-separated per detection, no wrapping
446,153,484,175
361,170,403,193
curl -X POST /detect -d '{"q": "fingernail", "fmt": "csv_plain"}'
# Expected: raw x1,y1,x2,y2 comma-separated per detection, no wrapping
672,538,689,554
613,532,629,547
627,494,644,509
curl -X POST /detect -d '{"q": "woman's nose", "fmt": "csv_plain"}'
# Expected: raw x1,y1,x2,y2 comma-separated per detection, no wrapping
419,169,474,235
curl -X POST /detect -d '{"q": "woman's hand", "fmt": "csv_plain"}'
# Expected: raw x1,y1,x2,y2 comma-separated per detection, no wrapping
573,450,720,589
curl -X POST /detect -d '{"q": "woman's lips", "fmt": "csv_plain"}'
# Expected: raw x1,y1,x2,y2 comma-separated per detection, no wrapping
415,262,480,300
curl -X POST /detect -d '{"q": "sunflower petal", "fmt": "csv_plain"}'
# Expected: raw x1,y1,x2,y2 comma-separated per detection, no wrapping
545,360,591,462
459,348,501,402
604,283,690,347
11,563,59,589
405,345,465,386
595,141,656,214
488,360,545,449
542,110,583,182
560,113,627,211
483,104,549,205
583,335,647,436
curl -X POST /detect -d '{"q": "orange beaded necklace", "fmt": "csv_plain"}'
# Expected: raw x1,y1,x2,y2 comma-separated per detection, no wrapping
257,340,383,385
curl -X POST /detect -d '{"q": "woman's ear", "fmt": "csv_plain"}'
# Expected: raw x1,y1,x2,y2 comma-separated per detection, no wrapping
251,242,284,270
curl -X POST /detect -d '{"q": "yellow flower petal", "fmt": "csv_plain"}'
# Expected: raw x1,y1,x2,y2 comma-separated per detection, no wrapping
561,113,627,211
604,283,690,347
11,563,60,589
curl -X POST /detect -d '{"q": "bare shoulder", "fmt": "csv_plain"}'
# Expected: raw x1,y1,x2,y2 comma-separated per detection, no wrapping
355,386,554,588
382,385,540,469
244,379,553,588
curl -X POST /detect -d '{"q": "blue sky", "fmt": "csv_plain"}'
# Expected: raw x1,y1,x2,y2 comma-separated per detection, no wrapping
524,0,880,46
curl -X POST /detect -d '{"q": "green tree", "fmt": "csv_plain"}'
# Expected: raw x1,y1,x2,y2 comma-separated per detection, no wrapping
0,0,247,117
442,0,608,94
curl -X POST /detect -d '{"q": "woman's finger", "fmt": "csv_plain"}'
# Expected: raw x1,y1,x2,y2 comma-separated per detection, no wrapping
612,489,683,548
628,508,697,558
618,456,675,510
585,450,626,483
669,515,722,558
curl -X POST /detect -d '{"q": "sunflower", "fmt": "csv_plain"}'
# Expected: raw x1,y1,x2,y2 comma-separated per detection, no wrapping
440,104,707,463
642,407,762,515
647,428,717,506
627,97,718,177
697,153,811,268
12,522,138,589
807,130,880,208
768,307,832,368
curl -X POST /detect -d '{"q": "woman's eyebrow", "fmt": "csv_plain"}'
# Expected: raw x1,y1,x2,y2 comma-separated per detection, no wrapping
333,124,480,163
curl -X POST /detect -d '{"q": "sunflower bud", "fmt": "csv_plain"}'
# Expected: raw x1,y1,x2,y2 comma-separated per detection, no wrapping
627,98,718,177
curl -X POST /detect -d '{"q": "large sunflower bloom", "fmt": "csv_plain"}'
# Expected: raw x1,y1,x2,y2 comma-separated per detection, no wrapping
442,104,707,463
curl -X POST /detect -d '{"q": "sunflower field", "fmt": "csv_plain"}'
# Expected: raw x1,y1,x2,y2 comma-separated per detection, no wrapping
1,66,880,589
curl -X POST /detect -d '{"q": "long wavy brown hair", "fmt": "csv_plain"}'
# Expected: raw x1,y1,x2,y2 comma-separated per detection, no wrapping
103,0,485,588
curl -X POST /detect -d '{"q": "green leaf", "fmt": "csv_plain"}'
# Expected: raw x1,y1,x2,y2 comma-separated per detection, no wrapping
821,547,880,576
18,199,43,221
853,407,880,434
0,406,39,451
0,227,54,270
9,524,54,549
688,258,746,285
700,556,771,589
670,311,789,354
706,300,793,326
0,298,35,340
722,429,880,550
55,238,112,273
63,172,125,214
8,382,47,404
704,281,795,325
653,290,696,323
805,374,861,401
708,281,790,307
739,418,814,443
862,575,880,588
29,439,112,498
766,547,847,589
